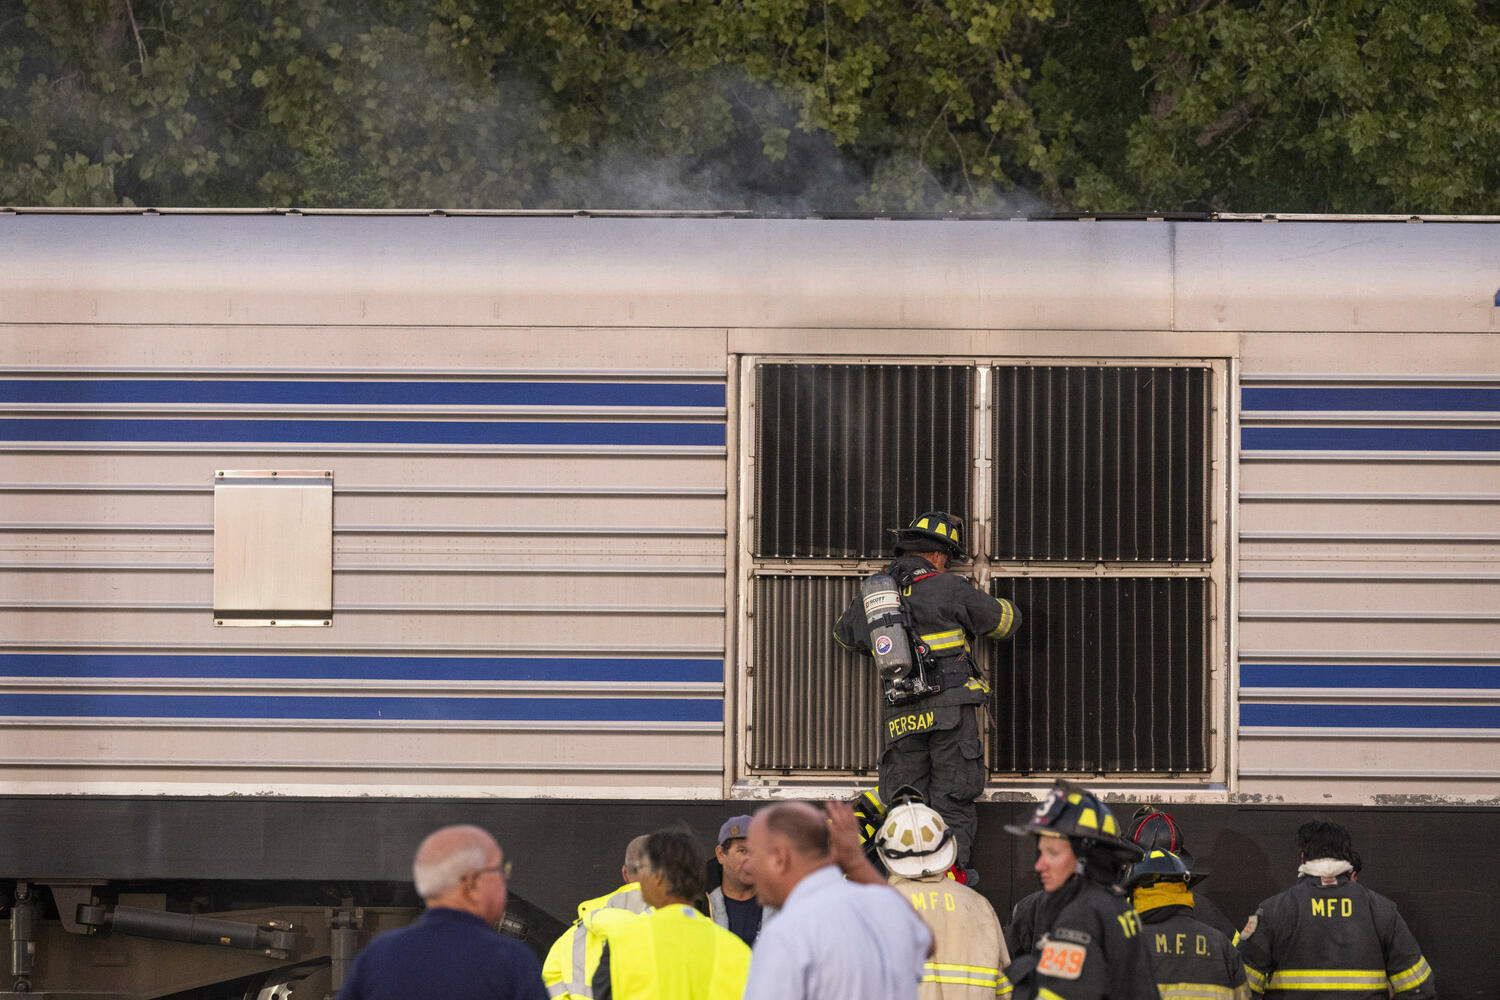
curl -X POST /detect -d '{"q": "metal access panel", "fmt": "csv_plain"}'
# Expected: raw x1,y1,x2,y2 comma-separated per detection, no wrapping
754,364,972,559
213,470,333,626
749,575,881,771
989,576,1210,774
992,365,1211,562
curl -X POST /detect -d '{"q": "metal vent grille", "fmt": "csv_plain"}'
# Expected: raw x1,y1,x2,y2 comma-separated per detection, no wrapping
988,576,1209,773
754,364,972,558
992,366,1210,562
749,576,880,771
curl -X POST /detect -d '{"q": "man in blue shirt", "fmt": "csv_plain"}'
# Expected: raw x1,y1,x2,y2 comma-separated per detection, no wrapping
742,801,930,1000
339,824,548,1000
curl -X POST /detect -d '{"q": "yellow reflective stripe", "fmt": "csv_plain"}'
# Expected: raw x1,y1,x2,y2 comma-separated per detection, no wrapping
1389,956,1432,992
995,974,1014,997
987,599,1015,638
1244,966,1268,994
1267,968,1388,990
922,962,1000,987
1038,990,1066,1000
928,963,1002,976
1159,984,1239,1000
920,628,968,650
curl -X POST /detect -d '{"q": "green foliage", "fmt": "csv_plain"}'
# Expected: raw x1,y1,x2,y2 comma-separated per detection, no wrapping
1,0,1497,211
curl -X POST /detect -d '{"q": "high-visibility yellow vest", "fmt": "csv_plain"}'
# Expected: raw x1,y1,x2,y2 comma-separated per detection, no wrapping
600,904,750,1000
543,883,648,999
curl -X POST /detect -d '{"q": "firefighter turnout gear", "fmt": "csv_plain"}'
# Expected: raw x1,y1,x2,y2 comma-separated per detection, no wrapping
1001,782,1156,1000
1236,869,1434,999
998,877,1157,1000
543,883,648,999
892,873,1011,1000
834,544,1021,868
1128,852,1250,1000
594,904,750,1000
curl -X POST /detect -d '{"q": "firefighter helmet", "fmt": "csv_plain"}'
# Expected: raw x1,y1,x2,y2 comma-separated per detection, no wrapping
1004,781,1143,862
892,511,964,558
1124,848,1192,891
1129,807,1206,885
875,799,957,877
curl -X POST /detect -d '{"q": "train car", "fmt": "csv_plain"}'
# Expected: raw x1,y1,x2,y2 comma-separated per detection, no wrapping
1,209,1497,998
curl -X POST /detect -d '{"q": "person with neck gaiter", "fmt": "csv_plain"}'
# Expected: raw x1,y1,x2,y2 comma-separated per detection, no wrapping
1238,820,1434,1000
1126,849,1248,999
997,781,1156,999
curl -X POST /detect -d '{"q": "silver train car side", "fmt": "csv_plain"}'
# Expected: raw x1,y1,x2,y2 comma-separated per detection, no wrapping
1,211,1497,998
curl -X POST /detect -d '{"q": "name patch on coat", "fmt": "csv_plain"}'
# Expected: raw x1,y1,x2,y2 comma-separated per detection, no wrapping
888,710,937,740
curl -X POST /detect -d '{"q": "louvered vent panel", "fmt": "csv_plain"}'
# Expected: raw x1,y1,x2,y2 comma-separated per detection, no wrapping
755,364,972,558
749,575,881,770
988,577,1209,773
992,366,1210,562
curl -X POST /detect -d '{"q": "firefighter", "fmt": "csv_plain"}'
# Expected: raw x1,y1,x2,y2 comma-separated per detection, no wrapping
1237,820,1434,999
1125,849,1249,999
833,511,1020,879
1126,807,1238,942
875,795,1010,998
998,781,1156,1000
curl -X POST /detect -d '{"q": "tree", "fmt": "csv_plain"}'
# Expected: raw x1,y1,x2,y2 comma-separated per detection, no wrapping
3,0,1498,212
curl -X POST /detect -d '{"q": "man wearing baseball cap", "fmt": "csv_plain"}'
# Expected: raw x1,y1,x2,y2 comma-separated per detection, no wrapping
706,814,773,946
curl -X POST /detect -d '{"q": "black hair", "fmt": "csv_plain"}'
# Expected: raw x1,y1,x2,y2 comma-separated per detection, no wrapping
643,829,707,900
1296,820,1355,863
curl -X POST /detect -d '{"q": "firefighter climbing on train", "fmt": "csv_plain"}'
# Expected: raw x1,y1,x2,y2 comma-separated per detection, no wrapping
998,781,1156,1000
833,511,1020,883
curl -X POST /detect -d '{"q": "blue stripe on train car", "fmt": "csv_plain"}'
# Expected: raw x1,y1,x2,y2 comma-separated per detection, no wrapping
0,653,723,684
1241,664,1500,689
0,693,723,723
1242,387,1500,412
0,418,725,447
1240,704,1500,728
1241,427,1500,451
0,379,726,408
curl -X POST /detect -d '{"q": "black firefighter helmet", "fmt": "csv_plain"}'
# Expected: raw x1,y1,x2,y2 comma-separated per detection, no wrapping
1005,780,1144,864
892,511,964,559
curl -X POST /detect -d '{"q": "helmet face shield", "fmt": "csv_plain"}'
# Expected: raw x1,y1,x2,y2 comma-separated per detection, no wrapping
1003,781,1143,864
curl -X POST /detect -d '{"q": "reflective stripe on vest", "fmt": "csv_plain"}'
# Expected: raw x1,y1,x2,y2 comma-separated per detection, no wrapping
1265,968,1388,991
1158,984,1242,999
921,960,1001,988
1390,956,1432,992
920,628,969,653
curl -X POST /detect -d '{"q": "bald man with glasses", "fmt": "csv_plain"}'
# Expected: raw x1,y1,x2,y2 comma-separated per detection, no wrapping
339,824,547,1000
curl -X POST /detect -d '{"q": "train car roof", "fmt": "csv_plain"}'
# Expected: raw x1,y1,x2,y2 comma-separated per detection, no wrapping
3,209,1498,333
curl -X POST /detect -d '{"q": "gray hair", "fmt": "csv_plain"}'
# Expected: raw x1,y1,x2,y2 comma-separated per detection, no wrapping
412,825,495,900
623,834,650,879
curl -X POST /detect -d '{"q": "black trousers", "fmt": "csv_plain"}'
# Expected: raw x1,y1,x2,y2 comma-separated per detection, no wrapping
878,702,985,867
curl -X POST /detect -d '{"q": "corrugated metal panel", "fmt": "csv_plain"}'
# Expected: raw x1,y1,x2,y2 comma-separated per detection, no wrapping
992,366,1211,562
748,576,880,771
754,364,971,558
989,577,1210,774
1237,375,1500,801
0,362,728,797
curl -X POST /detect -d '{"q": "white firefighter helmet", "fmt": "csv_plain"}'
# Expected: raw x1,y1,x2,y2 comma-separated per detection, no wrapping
875,800,957,877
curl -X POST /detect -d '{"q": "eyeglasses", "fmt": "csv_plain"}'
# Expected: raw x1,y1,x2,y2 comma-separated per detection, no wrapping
467,860,512,882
